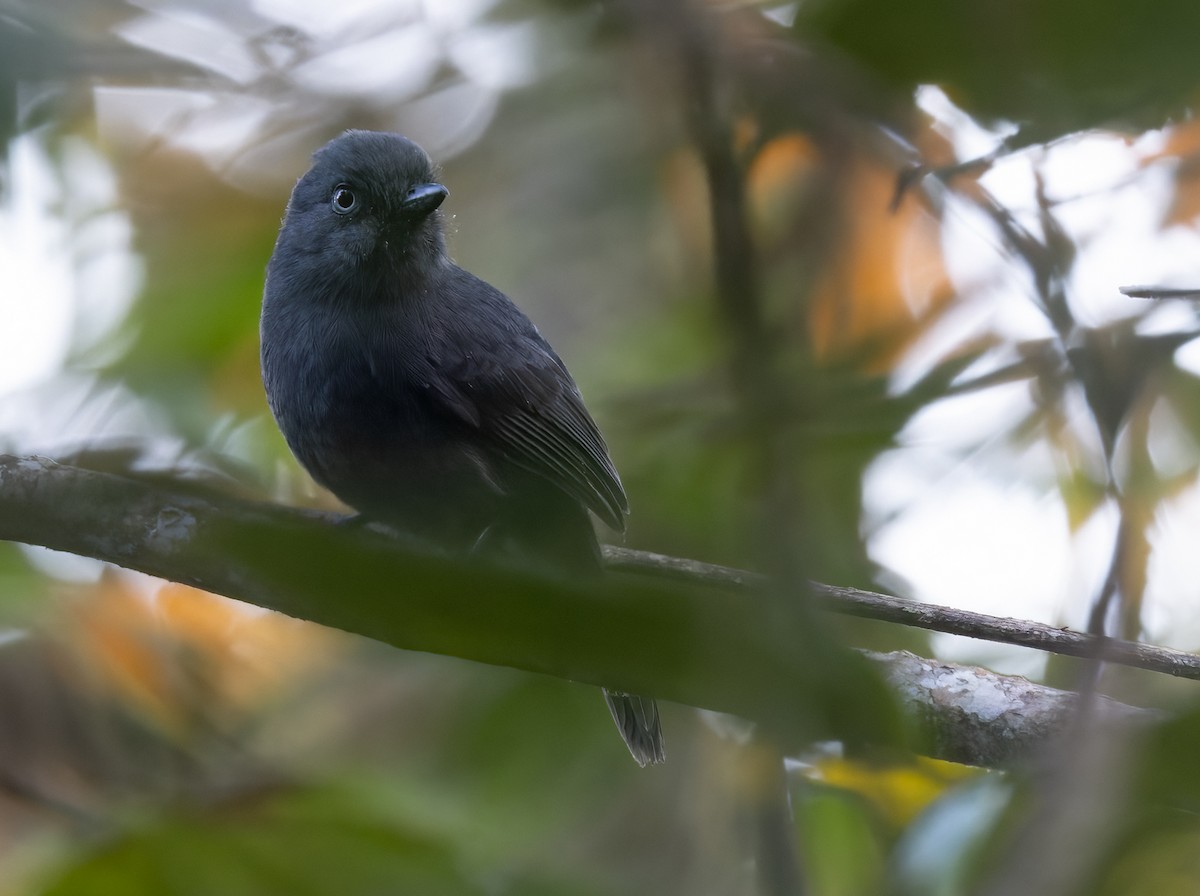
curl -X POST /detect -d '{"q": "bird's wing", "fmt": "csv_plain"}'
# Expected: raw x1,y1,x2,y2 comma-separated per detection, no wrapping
428,339,629,532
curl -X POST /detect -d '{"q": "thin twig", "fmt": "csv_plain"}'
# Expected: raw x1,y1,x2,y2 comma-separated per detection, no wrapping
1119,285,1200,300
603,546,1200,681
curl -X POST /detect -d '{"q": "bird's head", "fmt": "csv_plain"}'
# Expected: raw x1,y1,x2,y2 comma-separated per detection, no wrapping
280,130,449,279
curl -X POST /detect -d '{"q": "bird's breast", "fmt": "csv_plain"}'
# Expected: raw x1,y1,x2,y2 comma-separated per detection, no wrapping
262,303,498,533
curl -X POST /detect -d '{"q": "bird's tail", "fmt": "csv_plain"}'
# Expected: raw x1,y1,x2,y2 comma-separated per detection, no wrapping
603,690,665,766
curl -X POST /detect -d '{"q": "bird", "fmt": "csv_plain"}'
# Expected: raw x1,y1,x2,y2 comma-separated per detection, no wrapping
260,129,664,766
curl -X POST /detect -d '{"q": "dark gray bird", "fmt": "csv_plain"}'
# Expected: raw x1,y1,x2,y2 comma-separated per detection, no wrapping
260,130,664,766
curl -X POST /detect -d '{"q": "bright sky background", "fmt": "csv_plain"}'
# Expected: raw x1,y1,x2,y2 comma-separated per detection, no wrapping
866,88,1200,674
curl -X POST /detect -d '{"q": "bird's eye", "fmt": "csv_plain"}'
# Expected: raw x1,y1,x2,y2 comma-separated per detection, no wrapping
331,185,357,215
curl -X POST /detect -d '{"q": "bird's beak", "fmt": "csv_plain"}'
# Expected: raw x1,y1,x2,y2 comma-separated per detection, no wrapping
400,182,448,218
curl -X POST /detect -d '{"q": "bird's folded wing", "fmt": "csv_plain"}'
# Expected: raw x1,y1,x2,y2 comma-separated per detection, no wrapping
428,345,629,532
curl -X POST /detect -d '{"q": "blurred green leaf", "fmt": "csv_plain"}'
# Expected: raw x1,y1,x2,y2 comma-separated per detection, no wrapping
0,542,48,621
795,787,886,896
38,773,631,896
798,0,1200,140
1096,824,1200,896
108,152,280,439
38,783,474,896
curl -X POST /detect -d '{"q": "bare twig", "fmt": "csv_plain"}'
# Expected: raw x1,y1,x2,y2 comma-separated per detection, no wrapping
604,546,1200,681
1119,285,1200,300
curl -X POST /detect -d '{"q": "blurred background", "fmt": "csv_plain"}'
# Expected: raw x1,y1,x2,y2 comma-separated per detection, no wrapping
5,0,1200,893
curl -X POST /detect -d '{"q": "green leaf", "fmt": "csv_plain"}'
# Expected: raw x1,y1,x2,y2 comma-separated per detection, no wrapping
41,785,482,896
798,0,1200,140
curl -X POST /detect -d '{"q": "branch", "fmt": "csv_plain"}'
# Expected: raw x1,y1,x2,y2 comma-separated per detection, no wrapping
0,455,886,751
0,455,1171,767
865,650,1156,768
604,547,1200,680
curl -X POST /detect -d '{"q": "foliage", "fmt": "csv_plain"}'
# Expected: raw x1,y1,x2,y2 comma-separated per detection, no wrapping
4,0,1200,893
